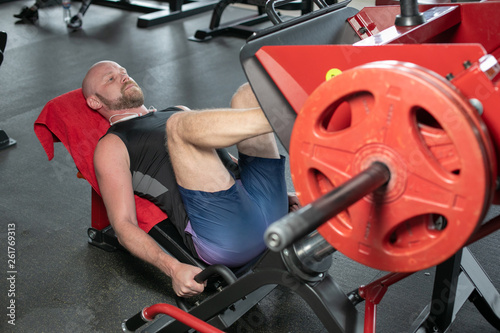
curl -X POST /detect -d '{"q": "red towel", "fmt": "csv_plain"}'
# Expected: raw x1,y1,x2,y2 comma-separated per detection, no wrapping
34,88,167,232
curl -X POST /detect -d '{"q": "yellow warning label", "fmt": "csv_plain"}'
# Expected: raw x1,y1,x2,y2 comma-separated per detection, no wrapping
326,68,342,81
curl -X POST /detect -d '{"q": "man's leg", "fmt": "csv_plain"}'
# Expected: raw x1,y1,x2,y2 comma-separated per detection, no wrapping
166,84,288,266
165,83,273,192
230,83,280,159
230,83,287,223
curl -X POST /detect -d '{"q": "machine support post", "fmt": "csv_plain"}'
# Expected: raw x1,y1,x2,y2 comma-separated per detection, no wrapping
410,247,500,332
395,0,425,26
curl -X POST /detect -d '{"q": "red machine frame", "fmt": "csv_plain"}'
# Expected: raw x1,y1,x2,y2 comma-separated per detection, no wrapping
242,1,500,332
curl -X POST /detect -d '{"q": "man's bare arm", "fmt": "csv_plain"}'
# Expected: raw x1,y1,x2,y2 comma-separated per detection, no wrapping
94,134,205,297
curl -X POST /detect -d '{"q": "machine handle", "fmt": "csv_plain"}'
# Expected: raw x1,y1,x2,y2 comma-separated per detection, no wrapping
176,265,238,313
265,0,296,25
122,309,147,332
122,303,223,333
264,162,391,252
194,264,238,285
265,0,329,25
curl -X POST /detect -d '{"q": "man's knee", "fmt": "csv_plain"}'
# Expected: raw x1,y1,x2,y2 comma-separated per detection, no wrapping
231,83,259,109
165,112,185,147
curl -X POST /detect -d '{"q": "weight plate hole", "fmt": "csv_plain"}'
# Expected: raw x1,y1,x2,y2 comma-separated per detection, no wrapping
320,91,374,133
415,107,442,129
387,214,447,249
430,214,448,231
414,107,462,176
311,169,334,196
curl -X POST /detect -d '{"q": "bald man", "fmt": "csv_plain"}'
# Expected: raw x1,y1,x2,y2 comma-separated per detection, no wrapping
83,61,295,297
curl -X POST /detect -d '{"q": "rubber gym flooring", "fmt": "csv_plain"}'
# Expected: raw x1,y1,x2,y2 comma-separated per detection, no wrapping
0,0,499,332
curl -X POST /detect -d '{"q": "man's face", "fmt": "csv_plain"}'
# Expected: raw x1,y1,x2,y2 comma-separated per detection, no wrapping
92,62,144,110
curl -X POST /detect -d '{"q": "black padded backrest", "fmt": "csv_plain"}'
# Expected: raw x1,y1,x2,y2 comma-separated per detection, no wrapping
240,4,359,151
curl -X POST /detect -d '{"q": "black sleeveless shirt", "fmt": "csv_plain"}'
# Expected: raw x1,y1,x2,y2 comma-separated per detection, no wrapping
105,108,239,255
105,108,195,252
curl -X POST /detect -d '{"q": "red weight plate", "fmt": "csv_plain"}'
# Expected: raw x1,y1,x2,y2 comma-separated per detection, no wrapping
289,61,495,272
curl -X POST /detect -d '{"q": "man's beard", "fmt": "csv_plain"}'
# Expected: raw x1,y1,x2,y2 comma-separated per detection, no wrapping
96,83,145,110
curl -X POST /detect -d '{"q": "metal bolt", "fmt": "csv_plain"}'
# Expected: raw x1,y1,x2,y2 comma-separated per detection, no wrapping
469,98,484,115
88,229,97,240
463,60,472,69
445,73,454,81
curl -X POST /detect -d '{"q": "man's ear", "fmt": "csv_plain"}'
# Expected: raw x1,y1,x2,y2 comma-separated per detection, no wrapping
86,95,102,110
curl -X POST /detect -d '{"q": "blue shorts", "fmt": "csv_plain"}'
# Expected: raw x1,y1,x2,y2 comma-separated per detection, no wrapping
179,153,288,267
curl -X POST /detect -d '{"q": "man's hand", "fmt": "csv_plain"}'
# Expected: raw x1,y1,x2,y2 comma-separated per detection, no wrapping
170,262,206,298
288,192,301,212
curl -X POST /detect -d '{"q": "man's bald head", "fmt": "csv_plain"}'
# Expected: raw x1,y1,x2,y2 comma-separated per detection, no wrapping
82,60,118,99
82,61,145,112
